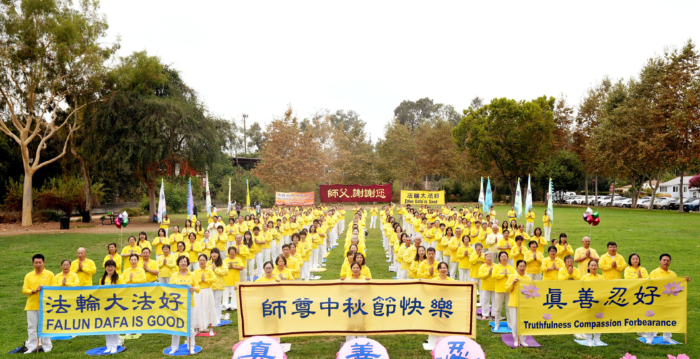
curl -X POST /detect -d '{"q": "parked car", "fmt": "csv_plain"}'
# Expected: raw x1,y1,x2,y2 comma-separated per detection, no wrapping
613,198,633,208
653,198,677,210
670,197,693,211
682,199,700,212
565,196,583,205
637,199,652,209
597,196,613,206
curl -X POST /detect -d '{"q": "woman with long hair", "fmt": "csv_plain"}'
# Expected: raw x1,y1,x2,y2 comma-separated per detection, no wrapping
242,231,256,281
153,228,170,260
100,260,124,354
103,243,122,275
208,248,228,325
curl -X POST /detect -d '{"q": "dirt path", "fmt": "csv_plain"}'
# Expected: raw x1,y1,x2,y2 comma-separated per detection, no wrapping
0,216,160,236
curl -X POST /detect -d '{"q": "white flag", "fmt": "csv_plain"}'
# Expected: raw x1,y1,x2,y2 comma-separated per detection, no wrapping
227,178,232,216
157,179,166,223
525,174,533,214
206,171,212,219
478,177,485,208
514,178,523,218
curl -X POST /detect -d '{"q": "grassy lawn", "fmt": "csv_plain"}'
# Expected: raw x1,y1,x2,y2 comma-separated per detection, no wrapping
1,204,697,358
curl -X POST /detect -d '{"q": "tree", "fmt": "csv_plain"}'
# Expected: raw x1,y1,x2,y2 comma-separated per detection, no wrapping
453,96,557,197
470,96,484,110
376,120,419,190
394,98,436,131
660,40,700,212
245,122,264,154
535,150,585,204
0,0,116,225
552,95,575,151
415,119,459,184
573,77,612,205
690,173,700,189
253,106,324,191
91,51,226,220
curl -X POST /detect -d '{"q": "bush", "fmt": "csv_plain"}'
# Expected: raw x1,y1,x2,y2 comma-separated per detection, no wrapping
35,210,62,222
121,207,145,217
35,176,104,215
4,177,30,212
0,211,21,223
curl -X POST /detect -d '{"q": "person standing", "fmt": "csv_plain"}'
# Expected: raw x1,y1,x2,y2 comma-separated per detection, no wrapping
525,208,535,236
70,247,96,286
646,254,690,344
505,260,531,347
158,245,177,284
169,256,199,355
574,236,599,273
370,205,378,229
52,260,80,287
599,241,627,280
100,260,124,354
22,254,54,353
542,211,552,241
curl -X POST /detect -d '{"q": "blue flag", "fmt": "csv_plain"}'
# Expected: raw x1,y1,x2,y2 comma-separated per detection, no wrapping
514,178,523,219
187,178,193,220
485,178,493,214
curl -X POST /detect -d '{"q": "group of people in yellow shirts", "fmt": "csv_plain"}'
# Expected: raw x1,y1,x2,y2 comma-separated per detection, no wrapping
21,204,352,355
21,202,691,354
378,203,690,348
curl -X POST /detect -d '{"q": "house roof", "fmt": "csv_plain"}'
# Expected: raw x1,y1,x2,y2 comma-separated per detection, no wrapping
659,175,699,187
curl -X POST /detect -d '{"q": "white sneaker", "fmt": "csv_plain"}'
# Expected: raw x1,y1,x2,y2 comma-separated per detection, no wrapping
519,339,528,347
109,347,118,354
594,339,603,346
190,347,195,355
586,339,593,347
223,313,230,320
645,338,653,344
664,336,672,343
209,329,214,336
169,347,178,354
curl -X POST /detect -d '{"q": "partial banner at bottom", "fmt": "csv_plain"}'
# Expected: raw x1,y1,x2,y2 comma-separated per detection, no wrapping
237,280,477,339
518,278,687,336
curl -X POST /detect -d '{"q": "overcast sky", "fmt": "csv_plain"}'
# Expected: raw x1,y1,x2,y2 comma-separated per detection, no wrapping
101,0,700,143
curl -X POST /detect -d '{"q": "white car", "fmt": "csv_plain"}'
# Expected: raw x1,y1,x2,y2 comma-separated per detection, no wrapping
637,199,652,209
613,198,633,207
597,196,613,206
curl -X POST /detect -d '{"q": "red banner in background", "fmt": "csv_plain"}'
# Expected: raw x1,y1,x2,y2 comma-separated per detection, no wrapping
320,184,392,203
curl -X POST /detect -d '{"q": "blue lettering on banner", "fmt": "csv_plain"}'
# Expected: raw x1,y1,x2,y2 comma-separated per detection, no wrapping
633,286,660,305
75,294,100,312
429,298,453,318
343,298,368,318
543,288,568,309
604,287,629,307
46,295,71,314
291,298,316,318
262,299,287,319
399,297,425,316
573,288,599,309
345,342,381,359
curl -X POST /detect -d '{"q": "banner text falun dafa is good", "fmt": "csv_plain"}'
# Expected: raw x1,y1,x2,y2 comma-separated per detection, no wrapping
237,280,477,339
518,278,687,335
39,283,190,337
400,191,445,205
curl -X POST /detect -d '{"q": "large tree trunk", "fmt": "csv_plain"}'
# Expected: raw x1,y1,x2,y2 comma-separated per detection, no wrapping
507,179,516,205
648,171,663,211
72,148,92,222
148,181,157,220
678,172,684,213
595,173,598,207
22,172,33,226
610,179,616,207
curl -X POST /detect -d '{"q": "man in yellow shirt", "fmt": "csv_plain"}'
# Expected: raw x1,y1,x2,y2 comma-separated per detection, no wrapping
370,205,378,229
574,236,599,273
646,253,691,344
598,241,627,280
22,254,54,353
525,208,535,236
70,247,97,286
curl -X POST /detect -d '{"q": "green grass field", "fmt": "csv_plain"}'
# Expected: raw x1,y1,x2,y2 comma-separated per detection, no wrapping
1,204,697,358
